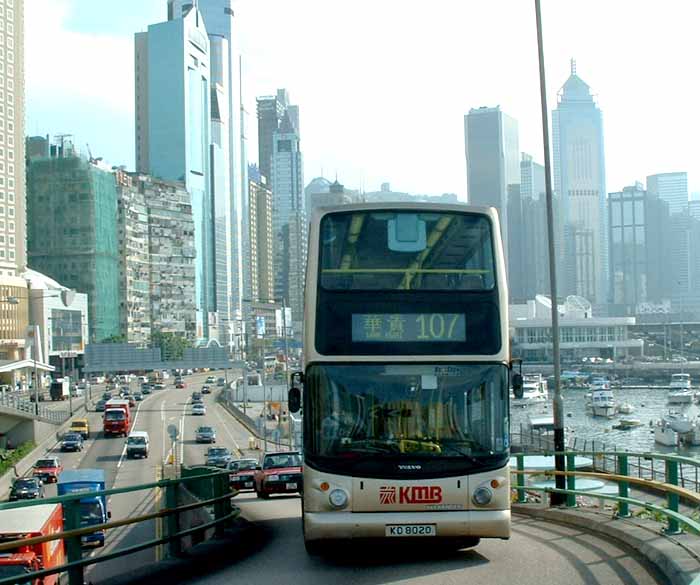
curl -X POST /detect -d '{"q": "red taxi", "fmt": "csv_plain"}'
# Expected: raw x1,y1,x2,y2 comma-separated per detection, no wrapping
254,451,303,499
32,457,63,484
228,458,258,493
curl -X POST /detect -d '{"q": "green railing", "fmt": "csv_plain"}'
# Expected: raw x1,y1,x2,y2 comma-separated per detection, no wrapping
0,468,236,585
512,450,700,536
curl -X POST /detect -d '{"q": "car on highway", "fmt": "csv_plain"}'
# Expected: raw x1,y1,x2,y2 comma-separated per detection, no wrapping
102,392,112,401
192,403,206,416
141,386,151,395
175,381,186,389
192,391,202,401
254,451,303,499
206,447,232,467
126,431,150,459
32,457,63,484
95,399,107,412
205,375,216,384
8,477,44,501
228,458,258,492
134,392,143,401
195,425,216,443
124,395,136,408
217,377,226,387
69,418,90,439
201,385,211,394
60,432,84,452
154,383,165,391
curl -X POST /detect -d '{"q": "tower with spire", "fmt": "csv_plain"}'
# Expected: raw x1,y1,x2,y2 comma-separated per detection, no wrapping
552,59,607,306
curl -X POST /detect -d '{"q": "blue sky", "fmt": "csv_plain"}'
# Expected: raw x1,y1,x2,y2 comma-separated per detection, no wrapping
26,0,700,197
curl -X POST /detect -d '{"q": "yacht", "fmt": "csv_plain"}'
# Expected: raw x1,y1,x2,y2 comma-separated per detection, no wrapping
665,410,693,434
585,379,617,418
512,374,548,406
654,419,679,446
668,373,694,403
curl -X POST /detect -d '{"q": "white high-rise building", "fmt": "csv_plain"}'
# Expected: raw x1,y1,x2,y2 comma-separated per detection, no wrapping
168,0,246,349
647,172,688,216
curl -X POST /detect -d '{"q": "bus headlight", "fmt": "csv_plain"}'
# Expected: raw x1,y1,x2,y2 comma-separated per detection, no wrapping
328,489,349,509
472,486,493,506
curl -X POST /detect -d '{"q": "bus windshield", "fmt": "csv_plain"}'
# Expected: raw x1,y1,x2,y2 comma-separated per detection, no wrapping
304,363,509,477
320,211,495,291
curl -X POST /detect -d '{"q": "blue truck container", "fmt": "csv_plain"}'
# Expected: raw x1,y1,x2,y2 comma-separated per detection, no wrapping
57,469,109,547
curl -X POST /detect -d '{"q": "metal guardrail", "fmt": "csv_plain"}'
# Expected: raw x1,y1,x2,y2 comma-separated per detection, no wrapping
0,392,70,424
0,468,236,585
512,449,700,536
513,427,700,492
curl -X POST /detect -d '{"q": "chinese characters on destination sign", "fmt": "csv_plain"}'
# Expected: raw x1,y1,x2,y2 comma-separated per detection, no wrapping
351,313,466,343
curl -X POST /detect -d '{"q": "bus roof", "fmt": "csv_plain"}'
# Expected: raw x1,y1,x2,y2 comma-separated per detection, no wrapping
309,201,497,223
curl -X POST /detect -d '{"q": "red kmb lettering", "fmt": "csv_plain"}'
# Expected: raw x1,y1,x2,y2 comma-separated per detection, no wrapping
398,486,443,504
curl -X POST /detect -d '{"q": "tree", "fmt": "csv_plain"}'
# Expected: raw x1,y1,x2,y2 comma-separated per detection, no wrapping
151,331,192,360
101,334,127,344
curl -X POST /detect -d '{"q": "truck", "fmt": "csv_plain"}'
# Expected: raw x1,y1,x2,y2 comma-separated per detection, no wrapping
57,469,109,548
0,503,66,585
49,377,70,401
103,399,131,437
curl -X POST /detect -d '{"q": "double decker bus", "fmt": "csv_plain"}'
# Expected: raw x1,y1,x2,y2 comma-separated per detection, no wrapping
289,203,515,554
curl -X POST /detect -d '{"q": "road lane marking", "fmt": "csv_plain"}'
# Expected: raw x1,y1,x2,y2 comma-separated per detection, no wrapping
212,402,242,456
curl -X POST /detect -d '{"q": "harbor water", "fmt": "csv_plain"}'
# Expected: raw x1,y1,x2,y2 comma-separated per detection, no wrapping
510,385,700,457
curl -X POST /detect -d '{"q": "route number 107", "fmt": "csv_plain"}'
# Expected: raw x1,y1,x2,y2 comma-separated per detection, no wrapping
415,314,460,340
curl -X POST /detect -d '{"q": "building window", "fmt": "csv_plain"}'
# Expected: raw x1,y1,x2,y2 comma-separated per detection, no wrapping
7,191,12,203
0,249,5,259
9,220,14,232
7,206,12,217
8,249,13,260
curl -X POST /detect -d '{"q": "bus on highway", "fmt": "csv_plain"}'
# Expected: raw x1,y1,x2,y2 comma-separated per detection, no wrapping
290,203,515,554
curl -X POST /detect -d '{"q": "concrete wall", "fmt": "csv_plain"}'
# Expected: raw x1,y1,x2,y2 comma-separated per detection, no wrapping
0,414,56,448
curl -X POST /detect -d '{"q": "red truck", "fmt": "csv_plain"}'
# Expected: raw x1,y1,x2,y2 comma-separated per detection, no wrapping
0,503,66,585
103,399,131,437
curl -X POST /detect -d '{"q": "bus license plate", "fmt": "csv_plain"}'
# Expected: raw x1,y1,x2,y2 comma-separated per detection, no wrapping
244,481,253,488
286,482,297,490
386,524,436,537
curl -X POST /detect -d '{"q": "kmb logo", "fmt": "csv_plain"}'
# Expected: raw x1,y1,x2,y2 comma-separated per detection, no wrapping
379,486,442,504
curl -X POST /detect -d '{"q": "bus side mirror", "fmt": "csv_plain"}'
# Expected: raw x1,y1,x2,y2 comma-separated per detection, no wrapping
288,387,301,414
512,373,524,399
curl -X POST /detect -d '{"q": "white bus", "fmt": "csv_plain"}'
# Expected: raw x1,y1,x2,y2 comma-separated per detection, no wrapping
288,203,516,554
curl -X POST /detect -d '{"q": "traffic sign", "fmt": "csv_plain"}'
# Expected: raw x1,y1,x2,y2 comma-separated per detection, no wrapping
167,424,179,440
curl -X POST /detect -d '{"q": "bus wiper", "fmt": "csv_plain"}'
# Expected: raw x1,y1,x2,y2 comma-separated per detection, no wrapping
441,443,485,465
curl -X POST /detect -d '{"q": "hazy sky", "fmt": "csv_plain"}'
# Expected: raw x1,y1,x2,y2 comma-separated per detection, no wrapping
26,0,700,199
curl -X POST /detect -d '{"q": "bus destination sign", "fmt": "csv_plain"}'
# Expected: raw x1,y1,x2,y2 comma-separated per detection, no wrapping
351,313,466,343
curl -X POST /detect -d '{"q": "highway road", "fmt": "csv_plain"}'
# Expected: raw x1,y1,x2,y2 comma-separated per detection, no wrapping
15,370,666,585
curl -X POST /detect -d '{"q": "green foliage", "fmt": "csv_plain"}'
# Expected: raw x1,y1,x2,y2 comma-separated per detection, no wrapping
101,334,127,344
0,442,37,478
152,331,192,360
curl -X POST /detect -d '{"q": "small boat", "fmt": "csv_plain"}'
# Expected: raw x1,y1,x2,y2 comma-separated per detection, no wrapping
669,373,692,390
586,382,617,418
512,374,548,406
612,417,642,430
527,413,555,433
618,402,635,414
654,419,679,446
665,411,693,434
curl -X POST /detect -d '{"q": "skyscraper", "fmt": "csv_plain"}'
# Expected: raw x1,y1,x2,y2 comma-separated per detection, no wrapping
647,172,688,216
168,0,246,348
0,0,28,363
553,60,607,304
135,6,216,340
271,110,306,334
608,183,669,315
257,90,291,182
464,106,520,255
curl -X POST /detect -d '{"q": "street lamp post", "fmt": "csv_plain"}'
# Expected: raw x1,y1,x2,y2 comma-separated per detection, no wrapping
534,0,566,504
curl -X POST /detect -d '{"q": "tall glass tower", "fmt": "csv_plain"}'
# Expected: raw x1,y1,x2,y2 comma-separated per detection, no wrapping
168,0,246,348
553,60,607,305
135,7,216,340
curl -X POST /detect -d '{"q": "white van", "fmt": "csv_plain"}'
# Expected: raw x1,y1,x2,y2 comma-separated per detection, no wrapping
126,431,150,459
